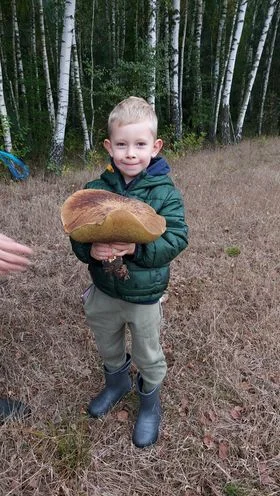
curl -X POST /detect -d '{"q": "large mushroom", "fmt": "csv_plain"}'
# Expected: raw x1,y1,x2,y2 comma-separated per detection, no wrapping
61,189,166,279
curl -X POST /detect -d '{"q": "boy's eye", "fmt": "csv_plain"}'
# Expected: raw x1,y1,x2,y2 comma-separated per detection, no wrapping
137,142,146,147
116,142,125,147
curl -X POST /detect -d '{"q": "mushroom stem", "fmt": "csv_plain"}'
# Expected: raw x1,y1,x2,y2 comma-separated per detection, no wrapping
102,256,130,281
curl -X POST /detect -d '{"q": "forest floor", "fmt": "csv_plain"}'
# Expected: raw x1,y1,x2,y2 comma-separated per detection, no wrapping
0,136,279,496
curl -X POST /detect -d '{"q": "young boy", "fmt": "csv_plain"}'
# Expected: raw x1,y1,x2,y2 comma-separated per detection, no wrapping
70,96,188,448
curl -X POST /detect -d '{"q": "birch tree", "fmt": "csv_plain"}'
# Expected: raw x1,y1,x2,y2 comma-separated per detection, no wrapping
72,29,91,155
193,0,203,131
147,0,157,109
179,0,188,133
209,0,228,141
38,0,56,131
0,59,12,152
258,2,280,135
11,0,27,116
170,0,181,139
49,0,76,173
235,0,278,141
220,0,248,144
89,0,96,148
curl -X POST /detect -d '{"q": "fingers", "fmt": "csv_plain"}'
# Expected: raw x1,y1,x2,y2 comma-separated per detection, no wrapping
0,235,33,256
0,236,33,275
90,242,136,260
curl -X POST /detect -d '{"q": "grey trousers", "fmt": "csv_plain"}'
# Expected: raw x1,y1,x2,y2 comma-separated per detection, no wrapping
83,285,167,390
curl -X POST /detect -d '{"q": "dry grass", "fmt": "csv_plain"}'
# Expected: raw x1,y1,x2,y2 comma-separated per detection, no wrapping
0,136,279,496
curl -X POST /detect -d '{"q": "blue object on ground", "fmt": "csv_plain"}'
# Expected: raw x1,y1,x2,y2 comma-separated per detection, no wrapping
0,150,30,180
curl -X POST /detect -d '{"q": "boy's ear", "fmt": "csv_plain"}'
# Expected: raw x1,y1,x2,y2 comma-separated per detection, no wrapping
152,139,163,157
103,139,113,156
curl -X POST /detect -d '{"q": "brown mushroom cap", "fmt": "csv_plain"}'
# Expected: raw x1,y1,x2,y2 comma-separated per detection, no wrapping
61,189,166,243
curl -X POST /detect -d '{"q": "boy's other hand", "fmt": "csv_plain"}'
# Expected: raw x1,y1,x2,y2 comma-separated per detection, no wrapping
111,242,136,256
0,234,33,275
90,242,135,260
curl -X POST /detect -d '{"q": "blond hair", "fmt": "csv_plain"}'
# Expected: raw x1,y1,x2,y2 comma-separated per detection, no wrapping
108,96,158,138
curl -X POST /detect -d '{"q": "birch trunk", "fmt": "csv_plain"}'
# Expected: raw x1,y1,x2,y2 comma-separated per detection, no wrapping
90,0,96,148
72,30,91,155
147,0,157,109
193,0,204,131
12,0,27,113
235,0,278,141
179,0,188,133
164,2,170,121
0,59,12,152
170,0,181,139
209,0,228,141
213,0,238,140
38,0,56,130
258,2,280,135
221,0,248,144
49,0,76,173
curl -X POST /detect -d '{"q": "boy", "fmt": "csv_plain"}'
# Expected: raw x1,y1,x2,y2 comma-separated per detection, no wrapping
70,96,188,448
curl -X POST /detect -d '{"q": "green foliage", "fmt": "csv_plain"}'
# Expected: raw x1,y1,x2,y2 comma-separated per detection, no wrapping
223,482,246,496
225,246,241,257
161,126,206,155
48,417,91,477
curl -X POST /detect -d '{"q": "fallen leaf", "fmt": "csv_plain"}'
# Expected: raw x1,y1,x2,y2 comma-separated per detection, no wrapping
203,434,215,449
218,441,229,460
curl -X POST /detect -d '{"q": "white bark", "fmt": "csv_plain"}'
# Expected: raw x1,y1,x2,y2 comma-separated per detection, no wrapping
49,0,76,172
72,30,91,154
38,0,56,130
0,59,12,152
170,0,181,139
221,0,248,144
12,0,27,109
213,0,238,140
164,3,170,120
90,0,96,148
235,0,278,141
147,0,157,109
210,0,228,140
179,0,188,132
258,3,280,135
193,0,204,130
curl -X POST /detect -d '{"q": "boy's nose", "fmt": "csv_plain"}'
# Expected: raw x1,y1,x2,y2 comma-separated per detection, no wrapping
126,150,136,158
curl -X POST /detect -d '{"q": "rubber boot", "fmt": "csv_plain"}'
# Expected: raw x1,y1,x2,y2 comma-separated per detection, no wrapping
0,397,31,424
88,354,132,418
132,373,162,448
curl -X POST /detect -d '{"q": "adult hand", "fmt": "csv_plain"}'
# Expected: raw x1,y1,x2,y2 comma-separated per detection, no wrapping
0,234,33,275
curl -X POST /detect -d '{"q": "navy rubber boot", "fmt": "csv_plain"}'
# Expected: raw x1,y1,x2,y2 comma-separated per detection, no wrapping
88,354,132,418
132,373,161,448
0,397,31,423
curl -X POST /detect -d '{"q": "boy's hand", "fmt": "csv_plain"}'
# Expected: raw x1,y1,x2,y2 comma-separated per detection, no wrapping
90,242,135,260
111,242,136,256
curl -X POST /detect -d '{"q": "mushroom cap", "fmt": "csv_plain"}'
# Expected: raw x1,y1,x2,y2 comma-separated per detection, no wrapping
61,189,166,243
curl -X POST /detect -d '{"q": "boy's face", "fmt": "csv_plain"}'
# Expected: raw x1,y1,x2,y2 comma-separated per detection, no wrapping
104,120,163,183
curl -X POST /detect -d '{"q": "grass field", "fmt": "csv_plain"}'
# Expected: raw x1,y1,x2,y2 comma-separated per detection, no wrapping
0,137,279,495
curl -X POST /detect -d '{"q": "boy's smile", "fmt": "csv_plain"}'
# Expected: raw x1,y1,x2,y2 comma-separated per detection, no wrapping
104,121,163,183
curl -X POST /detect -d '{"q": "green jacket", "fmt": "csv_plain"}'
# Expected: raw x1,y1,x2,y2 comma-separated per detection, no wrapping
70,156,188,303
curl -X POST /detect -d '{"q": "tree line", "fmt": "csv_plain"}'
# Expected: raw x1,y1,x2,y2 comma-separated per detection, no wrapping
0,0,279,173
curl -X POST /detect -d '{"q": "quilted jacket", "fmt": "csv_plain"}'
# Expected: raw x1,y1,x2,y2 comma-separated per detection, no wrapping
70,156,188,303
